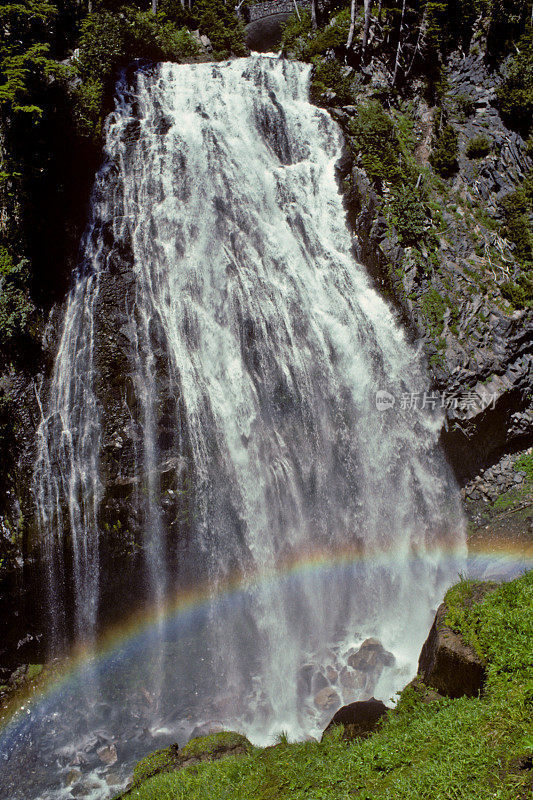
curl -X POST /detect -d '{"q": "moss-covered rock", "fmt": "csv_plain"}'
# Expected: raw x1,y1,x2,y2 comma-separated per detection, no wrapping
118,732,253,798
179,731,252,764
131,744,181,788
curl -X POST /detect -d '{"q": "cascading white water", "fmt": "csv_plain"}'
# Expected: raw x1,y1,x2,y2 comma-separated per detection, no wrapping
33,55,465,741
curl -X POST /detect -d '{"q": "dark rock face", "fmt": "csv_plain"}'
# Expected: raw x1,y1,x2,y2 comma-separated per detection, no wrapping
418,604,486,698
322,697,388,741
332,47,533,487
347,637,395,671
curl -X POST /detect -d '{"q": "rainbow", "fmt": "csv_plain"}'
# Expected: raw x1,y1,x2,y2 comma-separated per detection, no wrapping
0,537,531,742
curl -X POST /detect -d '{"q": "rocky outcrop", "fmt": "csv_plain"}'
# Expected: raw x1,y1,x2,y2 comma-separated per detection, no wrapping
418,603,486,698
347,637,395,672
331,45,533,486
322,697,388,741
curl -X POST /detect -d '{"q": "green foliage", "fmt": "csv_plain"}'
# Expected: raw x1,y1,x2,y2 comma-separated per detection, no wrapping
487,0,531,62
425,0,478,55
132,746,179,787
497,28,533,137
499,173,533,266
349,101,402,183
420,286,448,340
194,0,246,58
390,185,428,245
453,93,476,119
0,247,33,357
280,10,313,58
429,117,459,178
311,58,355,106
118,573,533,800
513,451,533,482
0,1,61,117
281,8,352,61
465,135,491,158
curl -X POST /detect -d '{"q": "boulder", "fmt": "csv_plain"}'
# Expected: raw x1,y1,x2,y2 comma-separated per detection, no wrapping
322,697,388,741
314,686,340,712
347,638,396,671
418,604,486,698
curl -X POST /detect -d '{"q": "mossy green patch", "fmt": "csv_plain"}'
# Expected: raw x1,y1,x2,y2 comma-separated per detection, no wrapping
514,452,533,483
132,745,180,787
180,731,251,759
26,664,43,681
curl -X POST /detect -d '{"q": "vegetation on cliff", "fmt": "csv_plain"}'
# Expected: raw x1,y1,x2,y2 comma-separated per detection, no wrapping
116,572,533,799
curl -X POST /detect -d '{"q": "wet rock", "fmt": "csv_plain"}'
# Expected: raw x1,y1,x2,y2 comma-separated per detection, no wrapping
97,743,118,766
65,769,81,786
314,686,340,711
347,638,395,671
189,721,226,739
311,670,329,694
322,697,388,741
418,604,486,698
326,665,338,683
297,663,315,697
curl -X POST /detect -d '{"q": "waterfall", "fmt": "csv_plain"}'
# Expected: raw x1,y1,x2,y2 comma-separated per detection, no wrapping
33,55,464,739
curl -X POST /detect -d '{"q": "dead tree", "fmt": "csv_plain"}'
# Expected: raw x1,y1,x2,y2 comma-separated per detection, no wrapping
346,0,358,49
392,0,407,86
311,0,318,29
362,0,374,58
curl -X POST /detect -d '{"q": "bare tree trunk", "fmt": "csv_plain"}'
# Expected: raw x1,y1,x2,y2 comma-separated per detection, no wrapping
311,0,318,30
292,0,302,21
152,0,157,13
361,0,374,58
392,0,407,86
346,0,357,49
406,5,426,78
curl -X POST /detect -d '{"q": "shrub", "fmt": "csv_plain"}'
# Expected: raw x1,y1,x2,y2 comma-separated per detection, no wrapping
501,273,533,307
465,135,491,158
497,29,533,137
311,58,355,106
454,93,476,118
389,185,429,245
429,118,459,178
500,174,533,265
348,101,402,183
280,10,313,58
281,8,352,61
194,0,246,57
0,248,33,358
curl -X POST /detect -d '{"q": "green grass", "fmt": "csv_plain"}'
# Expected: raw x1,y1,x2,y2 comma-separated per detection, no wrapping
514,452,533,483
121,573,533,800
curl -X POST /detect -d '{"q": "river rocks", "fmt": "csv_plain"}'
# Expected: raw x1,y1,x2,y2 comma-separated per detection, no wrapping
418,604,486,698
347,638,396,672
461,446,533,505
322,697,388,742
314,686,341,712
96,744,117,766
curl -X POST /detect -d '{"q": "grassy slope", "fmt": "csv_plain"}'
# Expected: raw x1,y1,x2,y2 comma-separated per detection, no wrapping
121,572,533,800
